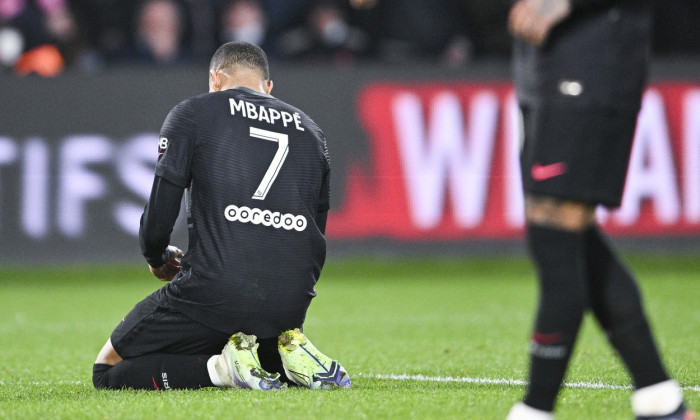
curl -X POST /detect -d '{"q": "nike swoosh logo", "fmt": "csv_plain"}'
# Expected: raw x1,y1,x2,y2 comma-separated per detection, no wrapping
531,162,567,181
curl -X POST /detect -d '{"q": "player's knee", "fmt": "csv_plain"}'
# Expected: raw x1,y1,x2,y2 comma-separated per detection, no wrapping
525,194,596,231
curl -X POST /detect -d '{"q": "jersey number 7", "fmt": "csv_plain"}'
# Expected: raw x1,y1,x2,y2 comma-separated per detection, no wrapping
250,127,289,200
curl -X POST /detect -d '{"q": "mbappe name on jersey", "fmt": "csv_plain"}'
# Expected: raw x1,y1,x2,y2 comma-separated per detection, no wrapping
229,98,305,131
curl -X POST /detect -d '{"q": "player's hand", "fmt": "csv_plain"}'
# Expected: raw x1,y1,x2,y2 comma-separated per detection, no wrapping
149,245,183,282
509,0,572,46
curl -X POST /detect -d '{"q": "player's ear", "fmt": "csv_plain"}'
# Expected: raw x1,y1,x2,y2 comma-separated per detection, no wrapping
209,71,220,92
265,79,273,95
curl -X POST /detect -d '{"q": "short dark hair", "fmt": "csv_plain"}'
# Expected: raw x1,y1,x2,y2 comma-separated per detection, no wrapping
209,42,270,80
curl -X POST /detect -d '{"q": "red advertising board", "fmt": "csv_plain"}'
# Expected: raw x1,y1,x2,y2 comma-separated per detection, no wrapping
327,82,700,240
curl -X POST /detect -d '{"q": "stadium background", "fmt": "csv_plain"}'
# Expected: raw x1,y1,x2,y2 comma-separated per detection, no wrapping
0,0,699,264
1,68,700,264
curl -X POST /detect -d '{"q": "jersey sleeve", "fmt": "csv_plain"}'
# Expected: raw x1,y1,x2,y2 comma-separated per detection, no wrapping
139,176,185,267
155,98,198,188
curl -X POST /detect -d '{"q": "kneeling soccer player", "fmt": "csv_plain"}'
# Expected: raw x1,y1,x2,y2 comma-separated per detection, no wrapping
93,42,350,391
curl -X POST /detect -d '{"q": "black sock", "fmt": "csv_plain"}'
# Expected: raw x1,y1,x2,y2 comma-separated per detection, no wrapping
585,227,669,389
93,354,214,390
523,224,588,412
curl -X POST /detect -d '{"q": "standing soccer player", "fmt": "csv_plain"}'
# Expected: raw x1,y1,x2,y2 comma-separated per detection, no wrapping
506,0,694,419
93,42,350,391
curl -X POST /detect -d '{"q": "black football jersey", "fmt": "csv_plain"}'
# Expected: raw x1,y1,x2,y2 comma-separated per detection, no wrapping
155,87,330,338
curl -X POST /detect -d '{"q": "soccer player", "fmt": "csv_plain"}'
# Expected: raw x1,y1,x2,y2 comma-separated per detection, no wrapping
506,0,694,419
93,42,351,391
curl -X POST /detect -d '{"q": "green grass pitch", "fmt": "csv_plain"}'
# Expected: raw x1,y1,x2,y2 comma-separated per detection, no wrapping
1,255,698,419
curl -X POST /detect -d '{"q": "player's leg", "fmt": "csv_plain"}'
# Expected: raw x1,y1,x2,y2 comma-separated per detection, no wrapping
277,328,351,389
510,103,607,417
94,336,286,391
93,288,284,390
585,227,694,419
509,196,596,418
570,104,693,419
93,347,214,390
93,289,226,389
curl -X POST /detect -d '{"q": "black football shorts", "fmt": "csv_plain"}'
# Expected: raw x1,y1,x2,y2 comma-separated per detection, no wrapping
519,101,638,208
110,287,230,358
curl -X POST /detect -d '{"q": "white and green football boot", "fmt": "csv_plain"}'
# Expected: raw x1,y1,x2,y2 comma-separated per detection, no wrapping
215,332,286,390
278,328,351,389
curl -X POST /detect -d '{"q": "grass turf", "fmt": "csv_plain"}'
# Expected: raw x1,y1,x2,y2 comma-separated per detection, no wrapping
0,255,698,419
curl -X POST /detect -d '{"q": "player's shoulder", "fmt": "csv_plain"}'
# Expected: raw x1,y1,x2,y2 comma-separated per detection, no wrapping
168,90,231,121
270,96,324,135
168,93,206,117
176,91,219,109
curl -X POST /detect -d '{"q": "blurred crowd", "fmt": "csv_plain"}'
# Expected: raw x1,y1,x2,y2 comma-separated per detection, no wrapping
0,0,698,77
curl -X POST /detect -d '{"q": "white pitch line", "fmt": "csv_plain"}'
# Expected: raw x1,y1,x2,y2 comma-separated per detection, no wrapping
2,376,699,393
359,373,700,393
360,373,528,387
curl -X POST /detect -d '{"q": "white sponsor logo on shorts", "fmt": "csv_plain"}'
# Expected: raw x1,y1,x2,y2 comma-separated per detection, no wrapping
224,204,307,232
161,372,171,389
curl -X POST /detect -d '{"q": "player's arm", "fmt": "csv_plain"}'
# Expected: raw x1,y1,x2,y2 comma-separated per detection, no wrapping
143,98,197,281
509,0,620,46
509,0,572,46
139,175,185,281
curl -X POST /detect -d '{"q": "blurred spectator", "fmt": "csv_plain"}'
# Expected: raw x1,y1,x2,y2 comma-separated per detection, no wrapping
70,0,216,68
68,0,136,70
182,0,218,60
126,0,191,65
0,0,78,75
274,0,369,62
218,0,269,48
4,0,700,73
348,0,473,65
458,0,512,57
260,0,314,39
